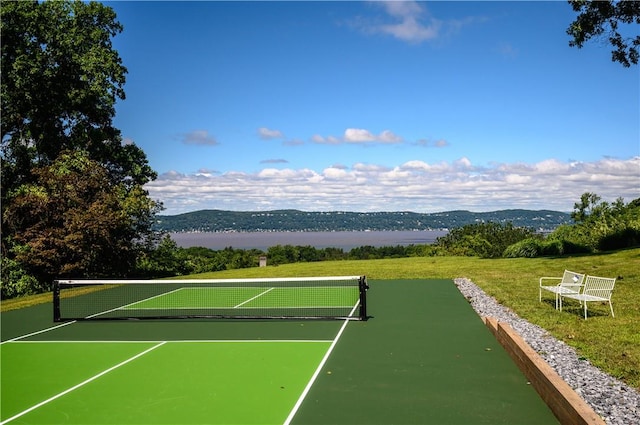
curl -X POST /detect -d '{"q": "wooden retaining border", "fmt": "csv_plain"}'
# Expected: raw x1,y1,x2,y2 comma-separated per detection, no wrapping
483,317,605,425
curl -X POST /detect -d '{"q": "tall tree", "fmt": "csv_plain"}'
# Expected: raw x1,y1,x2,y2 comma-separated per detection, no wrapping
570,192,602,223
1,1,161,293
1,0,156,190
567,0,640,67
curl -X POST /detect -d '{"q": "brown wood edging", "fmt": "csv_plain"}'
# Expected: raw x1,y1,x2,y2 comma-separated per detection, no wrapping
483,317,605,425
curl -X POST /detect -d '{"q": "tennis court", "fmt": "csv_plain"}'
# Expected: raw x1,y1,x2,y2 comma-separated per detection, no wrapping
1,279,560,424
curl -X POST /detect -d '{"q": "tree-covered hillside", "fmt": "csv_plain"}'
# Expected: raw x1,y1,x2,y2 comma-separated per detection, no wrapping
154,209,572,233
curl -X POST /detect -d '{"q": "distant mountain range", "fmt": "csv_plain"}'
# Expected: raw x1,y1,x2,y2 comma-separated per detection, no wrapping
154,209,572,233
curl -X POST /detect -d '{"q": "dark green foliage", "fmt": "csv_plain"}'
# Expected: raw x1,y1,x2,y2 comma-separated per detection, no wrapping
1,1,161,298
434,222,537,258
1,0,156,190
135,235,190,278
504,194,640,257
3,151,161,288
0,256,44,298
552,194,640,252
503,238,544,258
321,247,347,261
266,245,300,266
598,228,640,251
568,0,640,67
502,237,588,258
540,239,563,256
147,246,264,275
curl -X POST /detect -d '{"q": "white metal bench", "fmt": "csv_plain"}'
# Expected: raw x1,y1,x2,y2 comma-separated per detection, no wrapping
539,270,585,309
559,275,616,319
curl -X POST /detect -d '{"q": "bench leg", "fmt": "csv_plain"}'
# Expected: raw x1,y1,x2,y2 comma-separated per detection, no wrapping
559,295,562,311
609,301,615,318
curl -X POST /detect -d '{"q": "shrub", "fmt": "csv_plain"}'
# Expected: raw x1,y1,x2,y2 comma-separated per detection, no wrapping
1,256,44,299
504,236,592,258
598,227,640,251
435,222,537,258
541,238,564,256
503,238,543,258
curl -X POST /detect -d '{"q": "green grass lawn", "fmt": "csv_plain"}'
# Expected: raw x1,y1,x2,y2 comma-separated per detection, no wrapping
3,248,639,389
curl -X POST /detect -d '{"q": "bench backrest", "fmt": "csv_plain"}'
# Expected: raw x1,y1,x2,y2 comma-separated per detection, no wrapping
583,275,616,300
561,270,585,285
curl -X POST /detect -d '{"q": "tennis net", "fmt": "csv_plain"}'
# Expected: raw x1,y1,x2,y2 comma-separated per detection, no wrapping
53,276,368,321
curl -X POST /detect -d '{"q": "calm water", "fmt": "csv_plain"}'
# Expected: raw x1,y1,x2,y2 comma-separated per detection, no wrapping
170,230,449,251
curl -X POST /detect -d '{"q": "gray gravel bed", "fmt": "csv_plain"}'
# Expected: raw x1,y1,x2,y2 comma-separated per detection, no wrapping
454,278,640,425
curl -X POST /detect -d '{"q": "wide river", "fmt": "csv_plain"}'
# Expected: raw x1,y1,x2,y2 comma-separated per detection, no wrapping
170,230,449,251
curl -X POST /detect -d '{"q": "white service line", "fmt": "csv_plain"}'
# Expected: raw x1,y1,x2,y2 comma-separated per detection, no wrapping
282,301,361,425
234,287,274,308
0,341,167,425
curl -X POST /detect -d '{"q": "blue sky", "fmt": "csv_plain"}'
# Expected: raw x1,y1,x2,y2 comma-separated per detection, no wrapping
108,1,639,215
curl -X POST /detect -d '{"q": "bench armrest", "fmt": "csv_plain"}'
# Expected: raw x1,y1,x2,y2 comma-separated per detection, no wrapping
539,277,562,285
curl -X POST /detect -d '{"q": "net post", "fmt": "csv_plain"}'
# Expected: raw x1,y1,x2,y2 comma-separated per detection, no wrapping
358,276,369,320
52,280,61,322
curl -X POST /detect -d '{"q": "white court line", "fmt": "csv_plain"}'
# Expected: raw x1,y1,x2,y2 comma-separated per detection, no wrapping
283,300,361,425
0,321,77,345
233,287,274,308
1,288,185,344
0,341,166,425
6,339,333,344
90,288,184,316
128,305,356,310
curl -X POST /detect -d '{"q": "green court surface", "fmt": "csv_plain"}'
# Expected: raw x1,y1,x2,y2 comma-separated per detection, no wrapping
1,280,560,424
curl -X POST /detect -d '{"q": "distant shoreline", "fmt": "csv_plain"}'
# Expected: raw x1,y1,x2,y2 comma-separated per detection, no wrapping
170,230,449,251
156,209,571,234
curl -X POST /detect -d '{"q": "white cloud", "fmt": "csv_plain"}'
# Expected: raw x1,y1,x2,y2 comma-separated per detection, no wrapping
375,0,440,43
258,127,284,140
323,166,349,180
350,1,483,45
312,134,341,145
378,130,403,143
147,157,640,215
179,130,218,146
344,128,376,143
401,160,432,172
454,157,473,169
313,128,403,145
381,15,439,43
353,162,391,172
195,168,218,177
